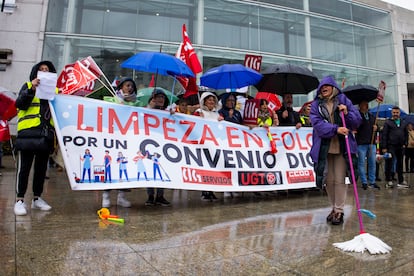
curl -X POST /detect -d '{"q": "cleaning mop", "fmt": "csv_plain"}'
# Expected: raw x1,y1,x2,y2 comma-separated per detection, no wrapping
332,112,392,254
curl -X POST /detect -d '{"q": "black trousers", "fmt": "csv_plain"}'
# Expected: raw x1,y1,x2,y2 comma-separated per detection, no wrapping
385,145,404,183
16,150,49,198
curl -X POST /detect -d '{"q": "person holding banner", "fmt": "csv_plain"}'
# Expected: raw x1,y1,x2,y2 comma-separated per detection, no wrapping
310,76,361,225
277,94,301,128
145,89,171,206
218,93,243,125
14,61,57,216
194,90,222,201
104,77,139,106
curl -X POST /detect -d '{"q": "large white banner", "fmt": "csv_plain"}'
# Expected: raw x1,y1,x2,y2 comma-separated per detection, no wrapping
50,95,315,191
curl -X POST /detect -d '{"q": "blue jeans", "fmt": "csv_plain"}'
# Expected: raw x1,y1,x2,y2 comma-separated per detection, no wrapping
358,144,376,184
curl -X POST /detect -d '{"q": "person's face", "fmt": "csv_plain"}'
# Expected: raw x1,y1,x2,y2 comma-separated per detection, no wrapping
153,93,166,108
283,94,293,107
392,108,400,119
260,101,268,111
178,101,188,112
38,64,50,72
204,96,216,110
225,95,236,108
359,101,368,112
320,85,333,99
408,124,413,130
120,81,135,95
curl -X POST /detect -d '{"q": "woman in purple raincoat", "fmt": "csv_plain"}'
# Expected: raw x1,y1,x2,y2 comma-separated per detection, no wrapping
310,76,361,225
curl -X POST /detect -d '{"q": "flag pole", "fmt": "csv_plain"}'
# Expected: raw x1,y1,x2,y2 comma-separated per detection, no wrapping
370,81,386,146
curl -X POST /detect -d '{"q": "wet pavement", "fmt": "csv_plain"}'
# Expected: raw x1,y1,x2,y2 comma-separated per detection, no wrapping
1,154,414,275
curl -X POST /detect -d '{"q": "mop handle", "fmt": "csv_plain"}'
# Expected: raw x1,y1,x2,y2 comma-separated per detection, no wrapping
340,111,365,234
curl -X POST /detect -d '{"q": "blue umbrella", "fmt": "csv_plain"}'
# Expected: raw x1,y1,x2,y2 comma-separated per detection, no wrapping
121,51,194,78
200,64,262,90
369,104,407,119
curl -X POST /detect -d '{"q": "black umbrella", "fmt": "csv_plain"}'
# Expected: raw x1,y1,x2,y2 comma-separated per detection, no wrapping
254,64,319,95
343,84,378,105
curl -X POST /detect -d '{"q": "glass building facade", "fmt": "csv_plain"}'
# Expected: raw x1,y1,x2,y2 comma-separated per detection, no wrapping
43,0,396,106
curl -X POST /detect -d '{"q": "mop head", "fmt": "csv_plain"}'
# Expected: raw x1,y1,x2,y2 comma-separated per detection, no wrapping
333,233,392,254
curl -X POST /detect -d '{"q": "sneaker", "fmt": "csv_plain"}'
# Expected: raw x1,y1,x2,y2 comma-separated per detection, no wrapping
397,181,409,189
369,183,381,190
155,196,171,206
145,195,155,206
102,192,111,208
117,193,131,208
331,212,344,225
14,200,27,216
31,197,52,211
386,181,394,188
362,183,368,190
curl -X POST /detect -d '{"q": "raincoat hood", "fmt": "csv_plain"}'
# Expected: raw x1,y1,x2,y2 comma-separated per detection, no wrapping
199,91,219,111
29,61,56,81
316,76,341,96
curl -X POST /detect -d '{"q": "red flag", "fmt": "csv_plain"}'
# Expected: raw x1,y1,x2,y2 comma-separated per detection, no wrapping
0,120,10,142
243,99,260,125
178,24,202,74
176,24,202,97
255,92,282,112
57,61,98,95
149,74,155,87
0,93,17,120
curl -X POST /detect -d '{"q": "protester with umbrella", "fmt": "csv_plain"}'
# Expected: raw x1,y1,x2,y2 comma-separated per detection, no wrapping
310,76,361,225
194,90,222,201
144,89,172,207
255,64,319,128
343,84,381,190
218,93,243,124
277,94,301,128
355,100,380,190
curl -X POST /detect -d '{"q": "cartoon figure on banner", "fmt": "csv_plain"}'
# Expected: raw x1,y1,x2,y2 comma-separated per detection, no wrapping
133,150,149,181
80,148,93,183
104,150,112,183
150,152,170,181
117,151,129,181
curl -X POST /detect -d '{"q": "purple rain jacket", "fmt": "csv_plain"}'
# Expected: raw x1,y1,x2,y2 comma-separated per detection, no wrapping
309,76,362,165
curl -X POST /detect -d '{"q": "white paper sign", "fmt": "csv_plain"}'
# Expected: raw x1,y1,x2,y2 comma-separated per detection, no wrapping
36,71,57,100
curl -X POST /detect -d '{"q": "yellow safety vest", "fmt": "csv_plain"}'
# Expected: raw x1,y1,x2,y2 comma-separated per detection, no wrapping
17,82,54,132
257,116,273,127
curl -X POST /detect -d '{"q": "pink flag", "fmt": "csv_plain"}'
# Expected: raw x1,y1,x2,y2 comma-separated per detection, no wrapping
376,80,386,103
80,56,103,78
